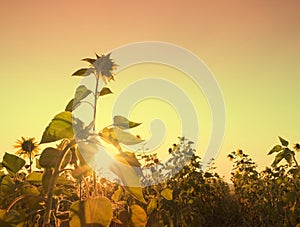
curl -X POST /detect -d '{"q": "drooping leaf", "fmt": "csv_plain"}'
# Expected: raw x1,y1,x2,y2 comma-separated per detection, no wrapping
130,205,147,227
69,197,113,227
113,115,141,129
40,147,71,169
160,188,173,200
268,145,283,155
71,68,94,77
40,111,74,144
39,148,60,168
278,136,289,147
98,87,113,97
2,153,25,174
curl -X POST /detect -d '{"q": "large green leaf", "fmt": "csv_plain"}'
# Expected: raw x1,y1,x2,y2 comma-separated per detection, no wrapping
114,127,144,145
113,115,141,129
39,147,71,169
130,205,147,227
278,136,289,146
69,197,113,227
268,145,283,155
2,153,25,174
99,127,144,150
40,111,74,144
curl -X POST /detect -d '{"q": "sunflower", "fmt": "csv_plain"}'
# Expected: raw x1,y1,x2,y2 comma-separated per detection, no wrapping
14,137,39,158
294,143,300,152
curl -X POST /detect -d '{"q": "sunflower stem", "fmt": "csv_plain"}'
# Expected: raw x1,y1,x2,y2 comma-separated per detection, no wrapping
29,151,32,173
43,140,76,227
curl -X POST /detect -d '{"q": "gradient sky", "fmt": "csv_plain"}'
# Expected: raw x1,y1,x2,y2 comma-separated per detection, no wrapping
0,0,299,181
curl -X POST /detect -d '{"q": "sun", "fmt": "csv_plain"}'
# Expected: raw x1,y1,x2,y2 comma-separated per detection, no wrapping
14,137,39,158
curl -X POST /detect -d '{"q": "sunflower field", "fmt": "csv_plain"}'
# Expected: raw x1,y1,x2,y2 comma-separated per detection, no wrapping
0,54,299,227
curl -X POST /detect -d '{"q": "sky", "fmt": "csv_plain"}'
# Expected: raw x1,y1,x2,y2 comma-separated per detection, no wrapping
0,0,300,181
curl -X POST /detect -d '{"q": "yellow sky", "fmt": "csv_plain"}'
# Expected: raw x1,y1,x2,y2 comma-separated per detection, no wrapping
0,0,300,180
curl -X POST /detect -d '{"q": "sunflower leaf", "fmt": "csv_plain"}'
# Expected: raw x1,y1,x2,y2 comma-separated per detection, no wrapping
2,153,25,174
98,87,113,97
69,197,113,227
75,85,92,101
278,136,289,147
130,205,147,227
72,68,94,77
268,145,283,155
40,111,74,144
65,99,82,112
82,58,96,64
113,115,142,129
109,154,146,203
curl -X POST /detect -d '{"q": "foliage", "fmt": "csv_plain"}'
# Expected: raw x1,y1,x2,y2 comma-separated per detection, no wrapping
0,53,299,226
229,137,300,226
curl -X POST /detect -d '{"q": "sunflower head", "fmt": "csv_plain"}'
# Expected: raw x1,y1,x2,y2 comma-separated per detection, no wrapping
93,53,118,84
14,137,39,158
294,143,300,152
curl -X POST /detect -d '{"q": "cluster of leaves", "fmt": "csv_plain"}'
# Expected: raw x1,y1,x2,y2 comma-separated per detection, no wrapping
0,138,236,227
1,53,299,226
229,137,300,226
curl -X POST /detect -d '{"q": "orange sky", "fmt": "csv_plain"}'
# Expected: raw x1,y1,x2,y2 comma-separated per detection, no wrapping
0,0,300,180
